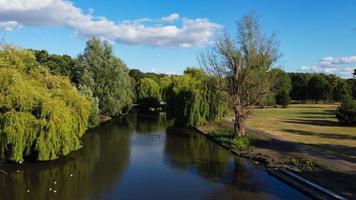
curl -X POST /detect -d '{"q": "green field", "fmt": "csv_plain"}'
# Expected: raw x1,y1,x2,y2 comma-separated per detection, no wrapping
246,104,356,163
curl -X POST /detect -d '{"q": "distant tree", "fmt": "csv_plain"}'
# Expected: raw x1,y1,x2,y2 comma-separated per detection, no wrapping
31,49,75,78
353,69,356,79
129,69,145,101
139,77,161,100
308,75,329,103
138,77,161,111
166,68,228,127
347,79,356,99
323,74,339,102
33,49,49,63
159,75,172,102
199,14,280,137
144,72,161,83
289,73,311,102
75,38,133,116
273,69,292,107
333,79,351,102
336,96,356,126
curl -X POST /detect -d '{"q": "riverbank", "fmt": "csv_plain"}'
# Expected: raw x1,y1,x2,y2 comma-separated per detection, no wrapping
197,114,356,199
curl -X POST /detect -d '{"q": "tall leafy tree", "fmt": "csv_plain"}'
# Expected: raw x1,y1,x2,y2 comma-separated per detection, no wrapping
307,74,329,103
347,79,356,99
200,14,280,137
75,38,133,116
273,69,292,107
333,79,351,102
289,73,311,102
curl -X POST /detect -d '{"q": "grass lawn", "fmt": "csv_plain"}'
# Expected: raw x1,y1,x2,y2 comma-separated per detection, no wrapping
246,104,356,163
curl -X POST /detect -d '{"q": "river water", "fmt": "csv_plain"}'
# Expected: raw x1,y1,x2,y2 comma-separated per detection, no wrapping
0,114,309,200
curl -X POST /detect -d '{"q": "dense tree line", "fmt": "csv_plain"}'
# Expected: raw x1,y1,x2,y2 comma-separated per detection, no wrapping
289,73,352,103
0,38,134,162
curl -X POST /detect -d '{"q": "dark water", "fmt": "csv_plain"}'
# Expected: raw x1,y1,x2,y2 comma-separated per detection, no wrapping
0,114,309,200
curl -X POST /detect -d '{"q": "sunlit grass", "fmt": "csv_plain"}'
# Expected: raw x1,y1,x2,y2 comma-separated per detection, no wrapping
246,104,356,148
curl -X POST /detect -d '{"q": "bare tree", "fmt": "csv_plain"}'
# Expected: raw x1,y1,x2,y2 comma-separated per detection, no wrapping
199,14,280,137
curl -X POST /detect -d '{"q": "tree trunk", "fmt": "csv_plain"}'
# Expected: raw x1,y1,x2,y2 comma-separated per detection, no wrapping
233,113,246,137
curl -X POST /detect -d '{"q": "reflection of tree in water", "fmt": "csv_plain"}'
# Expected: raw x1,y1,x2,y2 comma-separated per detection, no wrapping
125,113,173,134
164,128,231,180
164,129,269,198
0,118,131,200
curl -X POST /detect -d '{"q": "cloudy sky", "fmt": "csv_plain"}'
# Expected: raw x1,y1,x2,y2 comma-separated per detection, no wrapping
0,0,355,78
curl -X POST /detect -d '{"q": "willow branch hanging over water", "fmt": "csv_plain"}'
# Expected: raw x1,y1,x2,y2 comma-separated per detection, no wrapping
0,45,91,163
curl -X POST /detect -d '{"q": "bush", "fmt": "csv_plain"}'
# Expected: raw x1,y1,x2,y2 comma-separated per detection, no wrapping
336,96,356,126
276,90,291,108
232,135,254,151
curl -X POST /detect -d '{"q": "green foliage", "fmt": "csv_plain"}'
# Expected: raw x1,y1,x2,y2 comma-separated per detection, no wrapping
139,78,161,100
289,73,311,102
78,85,100,128
232,135,254,151
347,79,356,99
137,77,161,110
285,156,319,171
276,90,291,108
0,46,91,163
129,69,145,101
166,68,228,127
75,38,133,116
259,93,277,107
333,79,351,102
31,49,75,78
307,75,329,102
159,76,172,102
0,45,38,72
336,96,356,126
274,69,292,107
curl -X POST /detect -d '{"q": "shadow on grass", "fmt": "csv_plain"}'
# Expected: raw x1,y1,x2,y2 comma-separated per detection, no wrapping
300,143,356,164
299,109,336,116
282,129,356,140
281,119,340,127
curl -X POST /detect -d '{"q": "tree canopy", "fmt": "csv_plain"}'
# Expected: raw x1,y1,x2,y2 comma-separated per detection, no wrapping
75,38,133,116
200,14,280,136
166,68,228,127
0,45,91,163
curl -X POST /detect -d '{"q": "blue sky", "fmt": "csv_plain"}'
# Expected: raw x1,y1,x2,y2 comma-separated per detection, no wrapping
0,0,355,77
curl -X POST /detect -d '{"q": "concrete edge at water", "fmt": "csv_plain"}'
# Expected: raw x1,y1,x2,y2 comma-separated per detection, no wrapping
192,127,348,200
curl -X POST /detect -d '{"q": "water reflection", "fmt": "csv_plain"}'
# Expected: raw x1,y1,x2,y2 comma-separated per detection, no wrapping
0,118,131,200
0,114,308,200
164,128,308,200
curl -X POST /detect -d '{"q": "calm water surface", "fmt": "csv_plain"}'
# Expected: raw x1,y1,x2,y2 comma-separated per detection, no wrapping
0,114,309,200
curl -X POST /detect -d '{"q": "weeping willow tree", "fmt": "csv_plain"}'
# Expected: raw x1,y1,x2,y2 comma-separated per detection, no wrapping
0,45,91,163
166,68,228,127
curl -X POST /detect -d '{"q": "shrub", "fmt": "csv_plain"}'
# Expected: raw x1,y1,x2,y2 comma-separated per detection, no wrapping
232,135,254,151
336,96,356,126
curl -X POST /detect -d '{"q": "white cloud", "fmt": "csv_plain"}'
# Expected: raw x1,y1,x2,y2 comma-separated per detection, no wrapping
300,55,356,78
161,13,179,22
0,21,21,31
0,0,222,48
320,56,356,65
